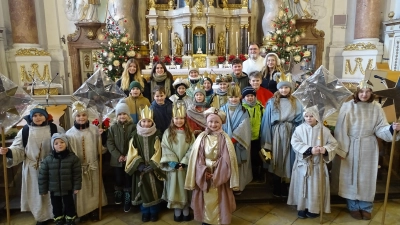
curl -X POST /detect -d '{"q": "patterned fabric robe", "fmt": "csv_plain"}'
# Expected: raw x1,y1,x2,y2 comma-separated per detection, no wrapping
160,129,194,209
260,98,303,178
221,104,252,191
125,130,165,207
333,100,400,202
287,123,337,213
185,131,239,225
8,124,64,222
66,124,107,217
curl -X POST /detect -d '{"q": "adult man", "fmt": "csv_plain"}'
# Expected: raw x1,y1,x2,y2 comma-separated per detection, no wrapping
242,43,265,75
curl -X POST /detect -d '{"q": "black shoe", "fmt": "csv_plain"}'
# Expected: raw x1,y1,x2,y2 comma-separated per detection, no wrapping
306,211,320,218
36,221,47,225
124,192,131,212
79,214,89,223
298,210,307,219
91,210,99,222
183,214,192,221
142,213,150,222
174,214,183,222
114,190,123,204
150,214,158,222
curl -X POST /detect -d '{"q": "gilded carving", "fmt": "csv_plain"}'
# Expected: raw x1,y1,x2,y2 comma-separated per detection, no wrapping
195,0,204,19
345,58,374,75
16,48,50,56
183,59,190,68
207,0,214,7
20,64,51,82
86,29,97,40
241,0,248,8
210,58,217,66
193,55,207,68
343,42,377,51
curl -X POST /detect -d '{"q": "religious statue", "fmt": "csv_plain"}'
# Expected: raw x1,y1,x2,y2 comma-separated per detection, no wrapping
207,0,214,7
217,32,226,56
173,33,183,56
168,0,174,10
222,0,228,8
288,0,327,19
149,0,156,9
79,0,100,22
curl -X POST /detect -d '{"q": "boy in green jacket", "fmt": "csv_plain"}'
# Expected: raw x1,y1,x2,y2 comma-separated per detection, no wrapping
39,133,82,225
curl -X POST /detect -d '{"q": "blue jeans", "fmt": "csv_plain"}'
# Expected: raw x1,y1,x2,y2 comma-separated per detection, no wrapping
346,199,373,213
140,203,160,215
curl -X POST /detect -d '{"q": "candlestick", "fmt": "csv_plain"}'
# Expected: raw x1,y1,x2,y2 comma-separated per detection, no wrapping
161,33,163,50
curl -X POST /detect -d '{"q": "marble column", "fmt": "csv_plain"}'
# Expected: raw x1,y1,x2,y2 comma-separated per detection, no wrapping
111,0,147,44
207,24,212,54
226,25,230,55
212,25,216,52
354,0,382,39
8,0,39,45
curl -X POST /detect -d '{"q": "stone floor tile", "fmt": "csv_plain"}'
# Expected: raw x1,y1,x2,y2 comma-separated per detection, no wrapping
292,217,332,225
252,203,276,213
254,213,294,225
232,205,268,223
266,204,299,222
230,214,253,225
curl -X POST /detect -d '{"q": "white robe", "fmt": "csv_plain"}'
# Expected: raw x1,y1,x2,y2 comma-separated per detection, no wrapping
8,124,64,222
66,125,107,217
333,100,400,202
287,123,337,213
242,56,265,75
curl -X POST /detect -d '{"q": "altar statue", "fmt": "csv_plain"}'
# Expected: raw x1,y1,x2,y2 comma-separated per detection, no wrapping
173,33,183,56
218,32,226,56
78,0,100,22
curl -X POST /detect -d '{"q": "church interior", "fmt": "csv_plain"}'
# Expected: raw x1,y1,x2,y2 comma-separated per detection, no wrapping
1,0,400,224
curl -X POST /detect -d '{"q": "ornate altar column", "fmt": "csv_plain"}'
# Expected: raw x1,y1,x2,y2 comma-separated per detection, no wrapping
8,0,39,47
188,24,193,55
207,24,212,54
354,0,381,40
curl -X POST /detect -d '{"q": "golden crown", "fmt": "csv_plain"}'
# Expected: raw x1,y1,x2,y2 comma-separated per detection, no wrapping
140,105,153,121
228,84,241,97
173,103,186,118
276,70,292,83
357,79,373,90
216,74,232,83
71,101,88,114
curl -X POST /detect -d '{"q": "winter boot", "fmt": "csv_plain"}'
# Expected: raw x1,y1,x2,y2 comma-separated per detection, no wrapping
114,187,123,204
54,216,64,225
65,215,76,225
124,191,132,212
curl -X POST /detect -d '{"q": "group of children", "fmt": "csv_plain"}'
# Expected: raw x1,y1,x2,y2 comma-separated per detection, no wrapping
2,65,400,225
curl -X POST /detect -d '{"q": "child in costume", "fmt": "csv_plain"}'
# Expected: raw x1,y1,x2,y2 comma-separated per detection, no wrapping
209,74,232,109
125,81,151,124
0,105,65,225
150,85,173,134
287,107,337,219
187,85,209,137
260,75,303,197
160,104,195,222
186,65,204,98
169,78,193,108
220,85,252,195
332,80,400,220
39,133,82,225
66,101,107,222
125,106,165,222
241,86,265,182
185,107,239,225
107,99,136,212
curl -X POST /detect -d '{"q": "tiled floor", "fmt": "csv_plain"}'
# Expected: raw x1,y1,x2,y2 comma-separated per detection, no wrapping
3,199,400,225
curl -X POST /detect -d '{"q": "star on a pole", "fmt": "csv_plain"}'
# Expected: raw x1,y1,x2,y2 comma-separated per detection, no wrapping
0,74,33,132
293,66,353,120
73,70,126,118
374,77,400,119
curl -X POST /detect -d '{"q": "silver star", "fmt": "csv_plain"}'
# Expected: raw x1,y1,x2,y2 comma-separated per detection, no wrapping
374,77,400,119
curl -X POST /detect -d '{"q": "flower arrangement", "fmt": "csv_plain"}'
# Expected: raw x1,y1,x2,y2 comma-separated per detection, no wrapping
163,55,172,65
97,16,139,80
264,5,310,65
174,56,183,65
238,54,247,62
92,118,111,131
153,55,160,63
217,56,226,64
228,55,236,63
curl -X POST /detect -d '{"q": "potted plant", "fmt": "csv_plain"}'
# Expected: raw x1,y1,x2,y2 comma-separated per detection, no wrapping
174,56,183,69
228,55,236,64
217,56,226,68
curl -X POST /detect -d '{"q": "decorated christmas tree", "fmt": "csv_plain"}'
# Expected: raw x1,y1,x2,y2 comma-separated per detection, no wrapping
264,5,310,67
97,16,139,80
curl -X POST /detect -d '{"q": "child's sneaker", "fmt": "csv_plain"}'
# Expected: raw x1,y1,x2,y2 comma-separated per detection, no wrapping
306,211,320,218
124,192,131,212
54,215,65,225
65,215,76,225
114,190,123,204
298,210,307,219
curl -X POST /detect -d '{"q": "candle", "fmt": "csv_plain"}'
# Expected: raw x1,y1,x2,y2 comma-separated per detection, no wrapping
247,31,250,46
225,32,228,51
236,32,238,49
160,33,163,50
